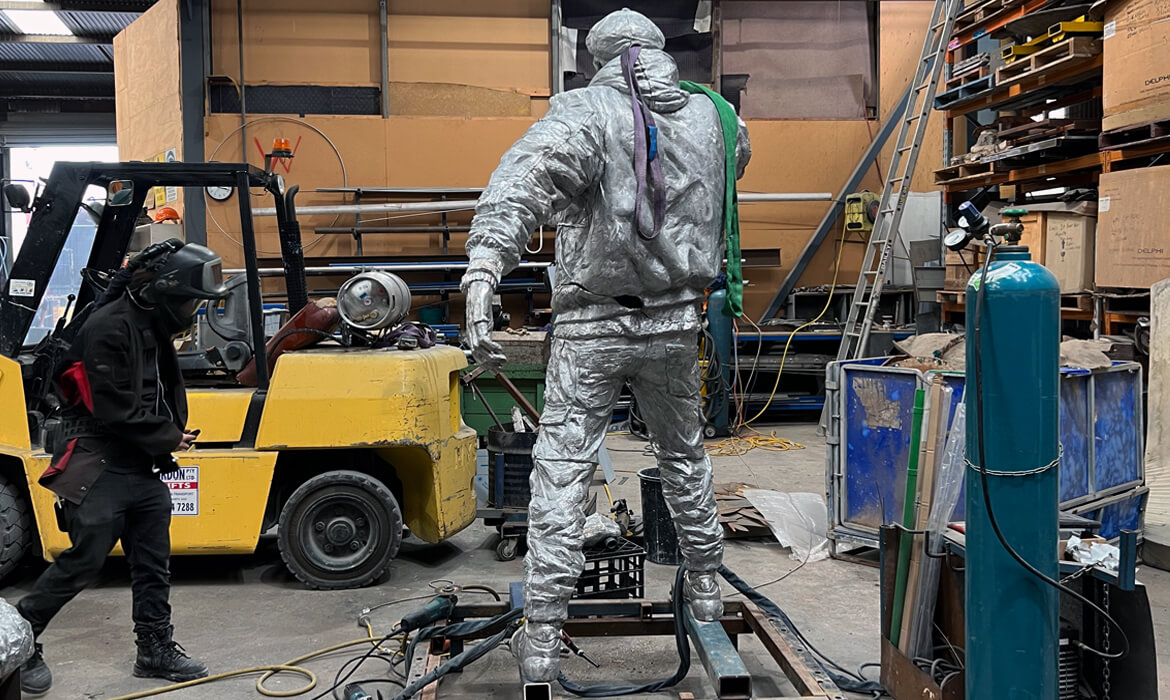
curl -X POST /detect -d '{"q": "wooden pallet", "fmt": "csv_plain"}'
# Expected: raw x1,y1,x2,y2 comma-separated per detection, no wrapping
954,0,1000,31
1061,293,1093,312
1000,118,1099,143
995,37,1101,87
937,290,1095,322
934,160,1001,185
954,0,1025,31
944,64,992,92
1099,118,1170,150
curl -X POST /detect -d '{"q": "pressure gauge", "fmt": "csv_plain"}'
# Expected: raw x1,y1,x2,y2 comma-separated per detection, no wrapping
206,185,233,202
944,228,973,251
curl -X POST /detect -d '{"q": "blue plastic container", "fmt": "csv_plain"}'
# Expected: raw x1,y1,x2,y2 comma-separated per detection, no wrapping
826,361,1144,548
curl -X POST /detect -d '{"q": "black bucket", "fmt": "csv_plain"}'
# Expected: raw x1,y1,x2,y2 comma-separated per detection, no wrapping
487,427,539,508
638,467,681,565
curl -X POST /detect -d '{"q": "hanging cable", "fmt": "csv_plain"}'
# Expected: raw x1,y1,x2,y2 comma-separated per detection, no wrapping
206,116,349,256
740,217,850,428
558,565,690,696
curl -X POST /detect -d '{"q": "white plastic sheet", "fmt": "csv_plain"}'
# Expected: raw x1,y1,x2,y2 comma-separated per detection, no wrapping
742,490,829,562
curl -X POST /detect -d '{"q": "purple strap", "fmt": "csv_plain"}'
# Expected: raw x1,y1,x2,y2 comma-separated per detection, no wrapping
620,46,666,240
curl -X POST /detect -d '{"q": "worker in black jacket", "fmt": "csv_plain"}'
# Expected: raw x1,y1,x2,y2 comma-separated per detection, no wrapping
16,240,228,696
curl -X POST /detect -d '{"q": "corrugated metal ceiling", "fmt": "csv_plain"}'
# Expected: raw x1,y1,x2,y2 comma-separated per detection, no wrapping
58,9,138,36
0,41,111,64
0,1,153,109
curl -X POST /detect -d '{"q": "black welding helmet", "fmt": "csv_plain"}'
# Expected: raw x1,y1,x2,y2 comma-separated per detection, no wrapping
140,242,230,333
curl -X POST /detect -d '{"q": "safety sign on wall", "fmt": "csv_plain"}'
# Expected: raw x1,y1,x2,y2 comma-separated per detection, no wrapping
162,466,199,516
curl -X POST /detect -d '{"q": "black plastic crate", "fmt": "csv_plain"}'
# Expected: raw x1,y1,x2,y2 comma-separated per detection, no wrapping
574,537,645,600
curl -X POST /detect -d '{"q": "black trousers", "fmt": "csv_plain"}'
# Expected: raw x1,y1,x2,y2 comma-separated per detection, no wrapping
17,468,173,637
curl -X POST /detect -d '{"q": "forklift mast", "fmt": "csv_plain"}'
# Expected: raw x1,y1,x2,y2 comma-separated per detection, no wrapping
0,162,308,394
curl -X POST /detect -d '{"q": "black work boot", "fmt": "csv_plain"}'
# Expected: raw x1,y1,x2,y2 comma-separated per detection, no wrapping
133,626,208,682
20,643,52,696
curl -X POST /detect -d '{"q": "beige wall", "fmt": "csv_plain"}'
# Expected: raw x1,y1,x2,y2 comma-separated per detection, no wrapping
119,0,942,320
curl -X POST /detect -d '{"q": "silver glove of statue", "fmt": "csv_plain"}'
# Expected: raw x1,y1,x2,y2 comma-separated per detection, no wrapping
463,280,507,370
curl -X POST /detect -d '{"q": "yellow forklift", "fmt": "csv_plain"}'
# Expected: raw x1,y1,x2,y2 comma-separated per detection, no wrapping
0,160,477,589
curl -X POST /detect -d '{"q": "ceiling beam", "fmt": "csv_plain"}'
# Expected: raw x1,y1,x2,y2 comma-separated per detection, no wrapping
0,83,112,97
0,32,114,44
1,62,113,73
1,93,114,100
0,1,148,11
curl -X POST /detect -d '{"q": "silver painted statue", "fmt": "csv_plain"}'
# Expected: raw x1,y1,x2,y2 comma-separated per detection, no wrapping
461,8,750,683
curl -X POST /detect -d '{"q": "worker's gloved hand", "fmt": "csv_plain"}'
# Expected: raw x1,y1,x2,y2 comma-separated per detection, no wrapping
463,280,507,371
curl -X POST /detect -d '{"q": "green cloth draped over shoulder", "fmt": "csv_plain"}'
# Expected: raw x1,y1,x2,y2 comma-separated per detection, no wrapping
679,80,743,318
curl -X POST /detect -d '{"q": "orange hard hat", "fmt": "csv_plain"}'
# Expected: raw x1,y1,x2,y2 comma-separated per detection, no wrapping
154,206,180,222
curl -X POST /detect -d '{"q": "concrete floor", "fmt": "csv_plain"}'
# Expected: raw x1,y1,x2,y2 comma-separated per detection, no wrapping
2,422,1167,699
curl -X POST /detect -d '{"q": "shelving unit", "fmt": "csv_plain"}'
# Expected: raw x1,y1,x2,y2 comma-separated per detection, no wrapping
733,320,917,414
933,0,1158,336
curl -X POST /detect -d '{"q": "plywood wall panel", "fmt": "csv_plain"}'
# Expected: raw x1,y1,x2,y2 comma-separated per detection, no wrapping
210,0,380,86
879,1,946,193
203,114,537,267
208,0,548,93
185,1,941,321
114,0,184,211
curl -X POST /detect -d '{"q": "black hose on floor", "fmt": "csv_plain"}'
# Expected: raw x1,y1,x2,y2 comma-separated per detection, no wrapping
557,565,691,696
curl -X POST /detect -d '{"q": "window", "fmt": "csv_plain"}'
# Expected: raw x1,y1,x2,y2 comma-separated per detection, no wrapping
8,145,117,346
720,1,877,119
559,0,715,90
554,1,879,119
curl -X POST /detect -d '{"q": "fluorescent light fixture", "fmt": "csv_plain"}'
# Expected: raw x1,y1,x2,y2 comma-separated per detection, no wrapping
2,9,74,36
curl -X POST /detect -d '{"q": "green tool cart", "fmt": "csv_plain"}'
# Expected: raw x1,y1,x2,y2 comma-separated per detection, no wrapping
461,364,547,437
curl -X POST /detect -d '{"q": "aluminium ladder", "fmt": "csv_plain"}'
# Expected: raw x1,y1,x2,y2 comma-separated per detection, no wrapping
833,0,964,366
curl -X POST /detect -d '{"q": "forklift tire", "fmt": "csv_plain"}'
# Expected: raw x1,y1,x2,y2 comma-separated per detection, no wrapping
0,473,32,581
277,470,403,590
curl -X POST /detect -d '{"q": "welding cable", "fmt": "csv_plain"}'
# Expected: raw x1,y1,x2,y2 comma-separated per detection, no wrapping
104,634,400,700
389,618,521,700
970,237,1130,661
558,565,691,696
313,607,524,700
739,214,851,429
717,565,886,695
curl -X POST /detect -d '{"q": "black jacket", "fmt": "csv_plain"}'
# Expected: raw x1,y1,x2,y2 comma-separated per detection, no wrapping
40,293,187,503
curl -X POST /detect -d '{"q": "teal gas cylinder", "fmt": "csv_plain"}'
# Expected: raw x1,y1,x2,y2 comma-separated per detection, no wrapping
964,212,1061,699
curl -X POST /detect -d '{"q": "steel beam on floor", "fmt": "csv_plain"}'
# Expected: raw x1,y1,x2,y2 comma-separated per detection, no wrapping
434,598,839,699
682,607,752,699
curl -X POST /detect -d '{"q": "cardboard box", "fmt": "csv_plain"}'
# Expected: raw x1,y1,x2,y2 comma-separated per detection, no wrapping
130,222,185,252
1018,212,1048,264
1045,213,1096,293
1102,0,1170,131
945,247,984,290
1096,166,1170,288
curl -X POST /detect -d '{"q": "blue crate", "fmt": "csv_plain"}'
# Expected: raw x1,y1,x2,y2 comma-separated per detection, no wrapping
1072,487,1148,540
827,360,1145,551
